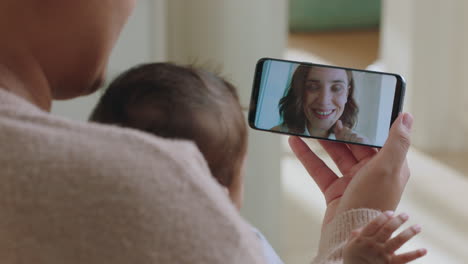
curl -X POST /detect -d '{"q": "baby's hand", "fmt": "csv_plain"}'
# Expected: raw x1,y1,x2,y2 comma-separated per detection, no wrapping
343,211,427,264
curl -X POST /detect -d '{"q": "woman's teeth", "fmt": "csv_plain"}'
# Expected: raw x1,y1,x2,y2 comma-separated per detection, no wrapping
315,110,333,116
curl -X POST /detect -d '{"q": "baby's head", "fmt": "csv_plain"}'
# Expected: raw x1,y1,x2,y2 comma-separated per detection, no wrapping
90,63,247,209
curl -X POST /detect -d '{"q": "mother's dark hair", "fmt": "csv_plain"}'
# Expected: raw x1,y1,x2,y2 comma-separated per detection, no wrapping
278,65,358,133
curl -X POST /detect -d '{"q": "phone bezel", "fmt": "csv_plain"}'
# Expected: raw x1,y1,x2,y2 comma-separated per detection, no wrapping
248,57,406,148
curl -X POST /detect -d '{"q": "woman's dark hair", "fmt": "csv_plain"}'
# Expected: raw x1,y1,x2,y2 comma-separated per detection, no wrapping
278,65,358,133
90,63,247,188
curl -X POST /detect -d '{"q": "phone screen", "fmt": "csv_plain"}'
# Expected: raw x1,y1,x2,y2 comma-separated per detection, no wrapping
249,58,405,147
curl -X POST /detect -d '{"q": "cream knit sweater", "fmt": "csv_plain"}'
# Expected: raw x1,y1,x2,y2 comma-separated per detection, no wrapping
0,89,380,263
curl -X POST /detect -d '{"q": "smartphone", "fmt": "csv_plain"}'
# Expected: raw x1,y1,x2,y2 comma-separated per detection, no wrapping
248,58,405,148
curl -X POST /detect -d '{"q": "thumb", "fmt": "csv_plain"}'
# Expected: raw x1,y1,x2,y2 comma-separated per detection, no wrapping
379,113,413,166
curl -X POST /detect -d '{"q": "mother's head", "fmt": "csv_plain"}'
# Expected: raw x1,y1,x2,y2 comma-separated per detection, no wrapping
0,0,136,101
278,65,358,136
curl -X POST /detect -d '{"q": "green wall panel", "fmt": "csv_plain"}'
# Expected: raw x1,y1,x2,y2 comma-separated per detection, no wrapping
289,0,381,32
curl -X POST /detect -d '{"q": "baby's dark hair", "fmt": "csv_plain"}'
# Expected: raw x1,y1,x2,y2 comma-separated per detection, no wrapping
90,63,247,188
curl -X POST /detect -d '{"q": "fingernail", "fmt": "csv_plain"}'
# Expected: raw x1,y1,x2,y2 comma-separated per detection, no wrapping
402,113,413,130
384,210,394,217
412,224,422,232
399,213,409,221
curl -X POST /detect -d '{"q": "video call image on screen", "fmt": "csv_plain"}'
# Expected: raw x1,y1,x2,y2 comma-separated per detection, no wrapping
254,60,397,147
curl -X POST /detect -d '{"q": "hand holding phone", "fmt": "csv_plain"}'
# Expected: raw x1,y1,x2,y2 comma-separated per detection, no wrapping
248,58,406,147
288,112,413,225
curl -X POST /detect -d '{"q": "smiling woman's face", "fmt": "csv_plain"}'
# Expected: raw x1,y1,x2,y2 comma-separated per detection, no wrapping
302,67,349,135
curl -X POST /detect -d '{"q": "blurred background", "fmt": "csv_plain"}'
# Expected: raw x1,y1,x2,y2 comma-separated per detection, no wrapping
52,0,468,263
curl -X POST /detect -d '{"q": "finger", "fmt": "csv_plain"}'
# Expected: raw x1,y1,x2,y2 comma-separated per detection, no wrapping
360,211,394,237
356,136,364,143
375,212,409,242
288,136,338,193
391,248,427,264
386,224,422,253
349,227,363,240
353,226,364,235
378,113,413,170
334,120,344,136
341,127,355,142
318,140,357,175
359,137,369,145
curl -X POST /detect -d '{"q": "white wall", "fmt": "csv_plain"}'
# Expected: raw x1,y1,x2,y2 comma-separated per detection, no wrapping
165,0,288,253
380,0,468,152
352,71,381,143
379,1,468,262
375,75,397,145
255,60,295,129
